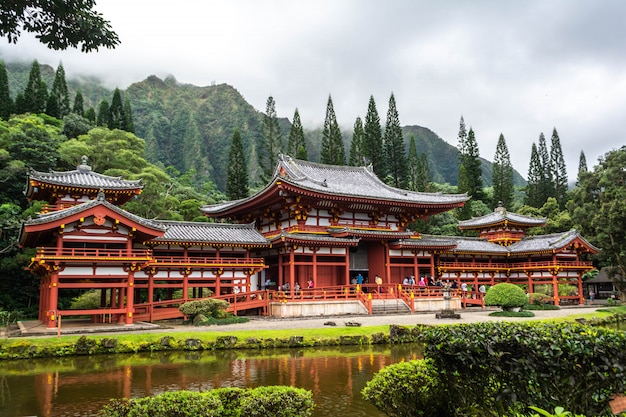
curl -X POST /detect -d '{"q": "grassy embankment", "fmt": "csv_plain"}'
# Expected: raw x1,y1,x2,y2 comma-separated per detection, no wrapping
0,306,623,361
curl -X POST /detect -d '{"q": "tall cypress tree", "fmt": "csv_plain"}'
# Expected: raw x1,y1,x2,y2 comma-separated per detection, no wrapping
550,127,568,208
122,96,134,133
50,63,70,117
287,108,307,160
45,92,60,118
492,133,514,209
0,61,13,119
226,129,249,200
383,93,407,188
108,88,124,129
363,96,384,177
407,135,419,191
458,117,483,200
320,95,345,165
349,116,365,166
525,142,543,208
417,152,430,192
96,99,109,126
577,150,587,185
258,96,282,179
23,60,47,113
72,90,84,116
537,132,553,202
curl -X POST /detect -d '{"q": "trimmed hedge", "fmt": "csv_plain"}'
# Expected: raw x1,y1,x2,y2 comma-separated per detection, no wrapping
484,283,528,310
99,386,314,417
415,321,626,416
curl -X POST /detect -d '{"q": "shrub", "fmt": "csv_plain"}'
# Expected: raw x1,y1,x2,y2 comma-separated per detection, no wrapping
70,290,103,310
239,386,315,417
527,292,552,306
484,283,527,311
100,387,315,417
416,321,626,416
362,358,446,417
179,299,230,320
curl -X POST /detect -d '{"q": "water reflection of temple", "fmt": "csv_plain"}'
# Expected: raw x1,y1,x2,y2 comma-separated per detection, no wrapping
7,348,414,417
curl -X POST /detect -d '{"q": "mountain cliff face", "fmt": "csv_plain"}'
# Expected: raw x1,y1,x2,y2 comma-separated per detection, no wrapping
5,62,524,190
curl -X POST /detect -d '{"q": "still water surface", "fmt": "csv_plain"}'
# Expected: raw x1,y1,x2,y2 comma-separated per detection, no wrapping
0,344,423,417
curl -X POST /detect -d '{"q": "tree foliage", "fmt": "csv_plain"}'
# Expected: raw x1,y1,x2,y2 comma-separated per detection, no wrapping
492,133,514,209
287,108,307,160
383,93,407,188
550,128,568,209
0,61,13,120
259,96,283,180
0,0,120,52
363,95,384,177
226,129,249,200
569,146,626,297
320,95,344,165
349,116,365,166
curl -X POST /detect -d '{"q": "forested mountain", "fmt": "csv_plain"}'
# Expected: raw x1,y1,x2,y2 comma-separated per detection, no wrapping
5,62,525,190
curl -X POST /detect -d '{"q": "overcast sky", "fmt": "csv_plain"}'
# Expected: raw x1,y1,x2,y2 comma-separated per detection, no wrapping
2,0,626,179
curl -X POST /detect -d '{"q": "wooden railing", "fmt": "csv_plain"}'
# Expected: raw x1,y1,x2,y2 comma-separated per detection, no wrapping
151,255,265,267
438,260,593,271
33,247,152,261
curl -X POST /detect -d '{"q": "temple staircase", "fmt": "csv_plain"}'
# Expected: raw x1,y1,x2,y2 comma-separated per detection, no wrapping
370,299,411,315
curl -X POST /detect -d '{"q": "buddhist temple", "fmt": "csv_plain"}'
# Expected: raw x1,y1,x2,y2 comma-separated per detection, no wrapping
19,155,599,327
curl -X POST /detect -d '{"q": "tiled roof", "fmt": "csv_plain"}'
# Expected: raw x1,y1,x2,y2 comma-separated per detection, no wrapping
433,230,599,255
269,231,360,246
29,163,142,191
24,193,164,231
203,155,468,214
328,226,415,239
448,236,510,254
152,221,269,246
508,230,599,254
392,235,458,249
277,155,468,204
458,208,546,229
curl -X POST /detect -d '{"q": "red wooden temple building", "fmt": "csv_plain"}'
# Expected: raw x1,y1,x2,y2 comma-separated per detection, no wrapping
19,155,599,327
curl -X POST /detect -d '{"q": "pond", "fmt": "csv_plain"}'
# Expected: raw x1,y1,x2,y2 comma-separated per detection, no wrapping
0,344,423,417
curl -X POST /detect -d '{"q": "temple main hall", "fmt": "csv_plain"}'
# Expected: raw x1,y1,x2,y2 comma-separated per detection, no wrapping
20,155,598,327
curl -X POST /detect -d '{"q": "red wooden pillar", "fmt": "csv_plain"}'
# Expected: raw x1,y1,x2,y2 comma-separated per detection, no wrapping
47,270,59,328
344,249,350,285
118,286,126,323
312,248,318,286
384,242,391,283
289,248,295,299
126,272,135,325
577,272,584,305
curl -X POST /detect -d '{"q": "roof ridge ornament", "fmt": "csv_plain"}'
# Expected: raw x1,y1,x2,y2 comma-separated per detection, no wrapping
77,155,92,172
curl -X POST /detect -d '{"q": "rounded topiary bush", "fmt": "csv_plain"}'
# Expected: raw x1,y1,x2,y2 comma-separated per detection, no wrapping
362,358,446,417
484,283,527,311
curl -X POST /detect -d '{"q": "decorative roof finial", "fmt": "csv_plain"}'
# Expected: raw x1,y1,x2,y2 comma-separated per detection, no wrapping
78,155,92,172
96,189,106,201
495,201,505,213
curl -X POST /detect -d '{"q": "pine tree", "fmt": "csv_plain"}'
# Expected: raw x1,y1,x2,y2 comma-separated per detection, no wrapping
50,63,70,117
108,88,124,129
14,92,26,114
226,129,249,200
407,135,420,191
550,128,568,208
363,96,384,176
85,107,96,123
73,90,84,116
537,132,553,202
320,95,345,165
577,150,587,185
457,117,484,201
96,99,109,126
492,133,514,209
0,61,13,119
122,96,134,133
258,96,282,179
525,142,543,208
23,60,47,113
349,116,365,166
383,93,407,188
417,152,430,192
45,92,60,118
287,108,307,160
